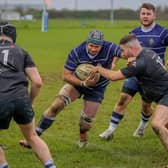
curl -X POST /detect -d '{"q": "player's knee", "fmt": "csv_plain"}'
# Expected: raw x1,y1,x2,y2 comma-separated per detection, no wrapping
142,104,153,116
151,120,162,135
117,94,131,107
79,111,93,133
25,132,37,143
50,95,71,114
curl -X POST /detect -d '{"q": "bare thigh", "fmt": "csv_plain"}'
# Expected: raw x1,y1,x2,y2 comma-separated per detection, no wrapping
82,100,101,118
18,118,36,140
59,83,81,102
152,105,168,126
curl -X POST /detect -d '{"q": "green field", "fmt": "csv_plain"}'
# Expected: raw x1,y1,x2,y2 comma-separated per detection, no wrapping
1,19,168,168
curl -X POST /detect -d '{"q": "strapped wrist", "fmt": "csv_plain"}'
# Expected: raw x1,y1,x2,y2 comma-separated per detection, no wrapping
80,81,86,87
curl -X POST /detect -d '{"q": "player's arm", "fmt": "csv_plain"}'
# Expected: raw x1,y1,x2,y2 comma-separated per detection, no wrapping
25,67,43,103
93,66,125,81
62,68,81,86
63,68,97,87
111,56,120,70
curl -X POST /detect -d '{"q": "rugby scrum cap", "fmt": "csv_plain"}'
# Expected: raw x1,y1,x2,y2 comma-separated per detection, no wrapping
87,30,104,45
0,21,16,43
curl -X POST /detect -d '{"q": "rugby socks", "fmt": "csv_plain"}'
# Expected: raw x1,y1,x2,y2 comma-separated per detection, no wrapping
109,111,124,132
80,132,87,140
0,163,9,168
36,115,55,136
44,160,56,168
138,112,151,129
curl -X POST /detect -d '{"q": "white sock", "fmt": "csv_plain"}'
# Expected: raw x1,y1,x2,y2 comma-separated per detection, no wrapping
0,163,9,168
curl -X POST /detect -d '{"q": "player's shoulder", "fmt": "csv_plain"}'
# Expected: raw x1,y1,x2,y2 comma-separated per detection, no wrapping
12,44,31,58
155,24,168,40
7,44,23,53
103,40,118,47
68,41,86,60
155,23,166,29
73,41,86,52
131,26,141,32
14,44,27,53
154,24,167,32
141,49,156,63
75,41,86,49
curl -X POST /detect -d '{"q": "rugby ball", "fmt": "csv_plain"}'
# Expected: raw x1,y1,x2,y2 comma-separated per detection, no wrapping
75,63,100,83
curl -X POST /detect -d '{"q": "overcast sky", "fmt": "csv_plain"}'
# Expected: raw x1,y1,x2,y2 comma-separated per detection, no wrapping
49,0,168,10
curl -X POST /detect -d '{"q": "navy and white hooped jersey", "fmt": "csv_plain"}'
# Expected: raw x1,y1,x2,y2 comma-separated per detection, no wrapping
64,41,121,89
131,24,168,62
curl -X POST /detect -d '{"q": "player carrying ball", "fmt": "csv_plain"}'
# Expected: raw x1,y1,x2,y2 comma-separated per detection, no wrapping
20,30,121,148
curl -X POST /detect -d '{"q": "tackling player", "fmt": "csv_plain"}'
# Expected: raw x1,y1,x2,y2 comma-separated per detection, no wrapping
93,33,168,152
99,3,168,140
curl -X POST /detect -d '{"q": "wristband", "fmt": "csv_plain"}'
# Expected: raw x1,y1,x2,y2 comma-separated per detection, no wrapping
80,81,86,87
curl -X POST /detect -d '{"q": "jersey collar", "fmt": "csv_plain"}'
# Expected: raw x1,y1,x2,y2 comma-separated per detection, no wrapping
86,46,99,59
141,22,156,33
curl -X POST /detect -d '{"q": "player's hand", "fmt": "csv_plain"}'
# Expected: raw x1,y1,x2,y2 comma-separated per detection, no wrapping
82,72,100,87
91,65,101,74
127,57,136,66
111,63,116,70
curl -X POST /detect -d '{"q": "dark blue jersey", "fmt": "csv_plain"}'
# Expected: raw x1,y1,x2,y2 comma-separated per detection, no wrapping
64,41,121,90
131,24,168,62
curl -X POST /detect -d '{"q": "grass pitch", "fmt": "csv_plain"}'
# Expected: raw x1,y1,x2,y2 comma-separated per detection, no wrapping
1,20,168,168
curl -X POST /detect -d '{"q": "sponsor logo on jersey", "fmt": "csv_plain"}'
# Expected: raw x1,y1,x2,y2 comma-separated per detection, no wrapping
148,38,155,47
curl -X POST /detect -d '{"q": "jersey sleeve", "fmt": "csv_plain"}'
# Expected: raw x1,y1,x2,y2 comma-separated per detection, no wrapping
23,49,36,68
64,48,78,71
111,43,121,58
120,59,145,78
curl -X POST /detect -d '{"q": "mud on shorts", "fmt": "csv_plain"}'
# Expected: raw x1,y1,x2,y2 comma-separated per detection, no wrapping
0,97,34,129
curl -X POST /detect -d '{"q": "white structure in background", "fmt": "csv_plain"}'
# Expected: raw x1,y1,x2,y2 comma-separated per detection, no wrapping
1,11,20,20
0,0,45,20
0,0,45,10
24,14,33,21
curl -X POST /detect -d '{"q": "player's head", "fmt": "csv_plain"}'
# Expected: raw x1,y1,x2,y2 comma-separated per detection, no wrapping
119,34,142,59
87,30,104,45
139,3,156,27
86,30,104,56
0,21,16,43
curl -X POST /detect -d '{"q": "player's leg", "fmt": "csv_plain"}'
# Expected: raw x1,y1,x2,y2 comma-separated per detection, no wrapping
0,147,8,168
133,100,153,137
19,118,56,168
35,83,80,136
15,97,55,167
99,77,137,140
79,100,100,147
0,102,14,168
20,83,80,148
151,94,168,151
151,104,168,151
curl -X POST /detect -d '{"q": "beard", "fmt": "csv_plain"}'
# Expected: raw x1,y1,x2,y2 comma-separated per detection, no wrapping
141,19,154,27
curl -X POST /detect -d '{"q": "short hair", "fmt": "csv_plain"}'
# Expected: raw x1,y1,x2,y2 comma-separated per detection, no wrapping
0,21,16,43
87,30,104,45
140,3,156,12
119,34,137,45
